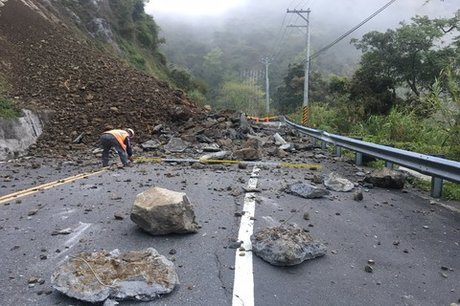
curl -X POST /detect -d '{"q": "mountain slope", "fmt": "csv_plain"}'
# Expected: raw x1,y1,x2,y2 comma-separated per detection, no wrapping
0,0,204,157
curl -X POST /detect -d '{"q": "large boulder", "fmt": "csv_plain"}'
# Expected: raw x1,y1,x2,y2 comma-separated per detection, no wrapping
285,182,330,199
232,138,262,161
251,225,327,266
324,172,354,192
51,248,179,303
199,150,229,162
364,168,406,189
140,139,161,151
130,187,199,235
164,137,189,153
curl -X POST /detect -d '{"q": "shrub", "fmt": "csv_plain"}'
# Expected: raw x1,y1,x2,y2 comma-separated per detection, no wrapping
0,97,20,118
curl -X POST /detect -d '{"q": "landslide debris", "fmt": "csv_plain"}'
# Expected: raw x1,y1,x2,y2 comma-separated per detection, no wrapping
0,0,205,157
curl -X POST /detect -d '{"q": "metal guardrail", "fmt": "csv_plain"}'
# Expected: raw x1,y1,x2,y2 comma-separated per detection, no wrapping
282,116,460,198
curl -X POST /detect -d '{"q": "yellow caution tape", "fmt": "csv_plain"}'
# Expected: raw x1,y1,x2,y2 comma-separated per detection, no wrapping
279,162,320,169
134,157,321,169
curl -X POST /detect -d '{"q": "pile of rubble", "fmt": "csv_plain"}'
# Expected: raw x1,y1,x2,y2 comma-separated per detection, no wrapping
0,0,204,158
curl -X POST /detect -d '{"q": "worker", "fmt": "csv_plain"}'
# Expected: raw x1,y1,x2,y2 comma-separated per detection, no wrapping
100,128,134,167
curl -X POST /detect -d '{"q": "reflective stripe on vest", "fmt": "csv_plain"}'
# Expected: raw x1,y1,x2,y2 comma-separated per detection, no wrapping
104,129,129,151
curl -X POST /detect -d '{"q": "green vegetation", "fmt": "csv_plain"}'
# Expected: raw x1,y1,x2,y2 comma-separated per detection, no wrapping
0,73,18,118
216,81,265,114
296,11,460,160
109,0,210,104
0,97,19,118
108,0,168,78
285,11,460,200
407,177,460,201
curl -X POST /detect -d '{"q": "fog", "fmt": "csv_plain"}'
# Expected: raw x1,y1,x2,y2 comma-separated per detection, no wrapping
147,0,458,33
145,0,458,78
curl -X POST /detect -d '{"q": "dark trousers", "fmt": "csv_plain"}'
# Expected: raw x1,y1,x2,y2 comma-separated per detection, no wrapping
100,134,128,166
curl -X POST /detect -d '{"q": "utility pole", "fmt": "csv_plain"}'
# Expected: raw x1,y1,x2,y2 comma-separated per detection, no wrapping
261,57,271,115
287,8,311,125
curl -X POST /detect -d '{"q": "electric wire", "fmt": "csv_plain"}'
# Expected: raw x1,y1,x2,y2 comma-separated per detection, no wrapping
270,0,311,61
306,0,399,62
271,12,297,60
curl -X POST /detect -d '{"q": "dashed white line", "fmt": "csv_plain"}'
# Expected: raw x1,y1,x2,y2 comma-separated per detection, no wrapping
232,166,259,306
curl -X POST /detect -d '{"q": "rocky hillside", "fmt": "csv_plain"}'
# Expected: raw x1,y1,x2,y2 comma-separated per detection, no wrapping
0,0,205,157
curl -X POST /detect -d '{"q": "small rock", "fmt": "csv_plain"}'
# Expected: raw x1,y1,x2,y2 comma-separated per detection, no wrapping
303,212,310,220
28,277,40,284
114,213,124,220
27,209,39,216
353,189,363,201
364,265,373,273
228,241,242,249
51,228,72,236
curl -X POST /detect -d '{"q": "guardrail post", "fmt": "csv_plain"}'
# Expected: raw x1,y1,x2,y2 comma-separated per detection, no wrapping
312,137,318,146
384,144,395,169
385,161,394,169
431,176,443,198
355,152,363,166
321,141,327,150
335,146,342,157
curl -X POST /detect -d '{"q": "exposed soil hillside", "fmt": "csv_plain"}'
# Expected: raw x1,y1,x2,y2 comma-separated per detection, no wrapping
0,0,205,157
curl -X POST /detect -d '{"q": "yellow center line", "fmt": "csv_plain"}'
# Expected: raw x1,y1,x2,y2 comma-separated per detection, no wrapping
0,169,106,205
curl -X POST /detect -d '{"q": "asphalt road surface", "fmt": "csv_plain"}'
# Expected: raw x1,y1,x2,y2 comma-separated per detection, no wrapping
0,153,459,306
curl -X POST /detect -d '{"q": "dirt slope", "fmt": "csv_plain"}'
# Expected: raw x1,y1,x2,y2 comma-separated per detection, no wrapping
0,0,205,157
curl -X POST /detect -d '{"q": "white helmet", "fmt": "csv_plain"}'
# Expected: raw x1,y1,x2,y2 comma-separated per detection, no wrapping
127,128,134,137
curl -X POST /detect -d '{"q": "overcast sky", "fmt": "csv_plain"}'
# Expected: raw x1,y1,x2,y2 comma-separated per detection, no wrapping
146,0,458,24
145,0,458,73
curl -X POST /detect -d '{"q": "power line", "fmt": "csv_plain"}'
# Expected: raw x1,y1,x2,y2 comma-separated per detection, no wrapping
271,12,297,60
270,0,311,61
307,0,398,62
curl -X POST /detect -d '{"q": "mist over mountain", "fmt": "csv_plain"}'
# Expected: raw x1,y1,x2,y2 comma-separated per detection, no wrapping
147,0,458,79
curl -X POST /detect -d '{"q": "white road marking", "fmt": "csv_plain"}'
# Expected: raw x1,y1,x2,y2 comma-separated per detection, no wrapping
65,222,91,248
51,222,92,259
232,166,259,306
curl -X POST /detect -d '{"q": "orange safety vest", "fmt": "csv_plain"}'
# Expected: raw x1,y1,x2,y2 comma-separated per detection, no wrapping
104,129,129,151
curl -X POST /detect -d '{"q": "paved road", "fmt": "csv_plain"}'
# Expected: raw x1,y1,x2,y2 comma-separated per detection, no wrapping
0,153,459,306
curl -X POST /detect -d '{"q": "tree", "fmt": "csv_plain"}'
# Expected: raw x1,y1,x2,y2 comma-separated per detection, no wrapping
216,81,264,115
201,47,224,99
351,14,457,99
273,63,329,114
